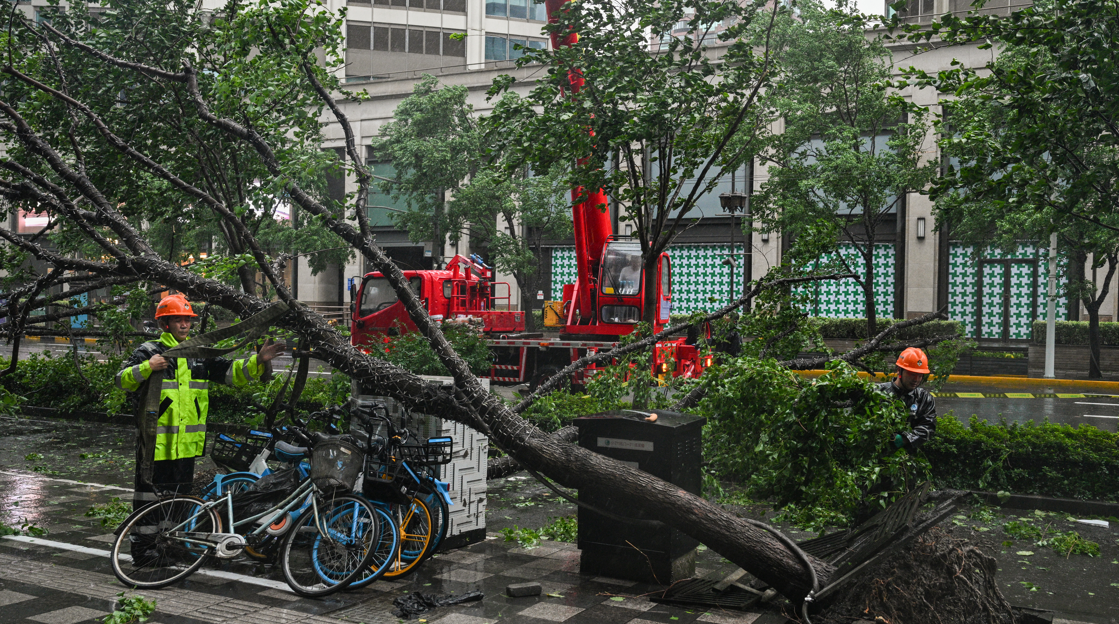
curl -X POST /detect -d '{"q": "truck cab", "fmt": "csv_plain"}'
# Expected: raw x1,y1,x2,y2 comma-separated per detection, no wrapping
351,255,523,348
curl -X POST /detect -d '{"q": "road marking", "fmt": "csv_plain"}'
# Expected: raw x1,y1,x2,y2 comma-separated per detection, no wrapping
1074,402,1119,407
0,535,295,593
1082,414,1119,419
0,469,132,492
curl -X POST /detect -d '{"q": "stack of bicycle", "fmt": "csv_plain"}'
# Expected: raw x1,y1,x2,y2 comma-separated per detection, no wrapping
110,402,454,597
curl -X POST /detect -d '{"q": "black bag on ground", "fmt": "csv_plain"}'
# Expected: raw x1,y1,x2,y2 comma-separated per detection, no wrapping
230,468,301,519
392,591,483,620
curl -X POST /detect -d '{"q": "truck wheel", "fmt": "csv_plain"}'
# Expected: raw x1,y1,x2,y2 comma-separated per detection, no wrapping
528,366,561,393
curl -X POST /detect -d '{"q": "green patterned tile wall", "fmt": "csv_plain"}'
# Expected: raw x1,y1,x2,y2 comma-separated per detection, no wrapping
550,244,746,314
796,243,896,318
948,243,1068,339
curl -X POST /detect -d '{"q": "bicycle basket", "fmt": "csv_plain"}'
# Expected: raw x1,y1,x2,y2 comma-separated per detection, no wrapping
398,437,454,466
362,457,413,505
209,430,271,472
309,438,363,493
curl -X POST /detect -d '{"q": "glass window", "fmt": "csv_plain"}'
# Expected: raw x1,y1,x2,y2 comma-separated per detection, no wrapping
361,277,422,316
530,1,547,21
485,0,506,16
509,0,527,19
601,242,643,296
390,27,406,52
444,31,466,57
600,305,640,324
366,162,408,227
485,36,507,61
425,30,442,55
443,0,466,11
660,255,671,295
509,38,527,59
347,23,371,50
425,0,440,8
410,0,424,7
391,0,406,6
409,28,424,53
373,26,389,51
528,40,547,50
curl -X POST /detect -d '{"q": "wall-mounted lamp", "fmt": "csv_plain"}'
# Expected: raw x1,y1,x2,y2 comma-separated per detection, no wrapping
916,217,926,240
761,231,770,243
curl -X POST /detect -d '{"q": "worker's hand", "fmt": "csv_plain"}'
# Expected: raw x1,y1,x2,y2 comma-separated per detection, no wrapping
148,354,168,371
258,338,285,363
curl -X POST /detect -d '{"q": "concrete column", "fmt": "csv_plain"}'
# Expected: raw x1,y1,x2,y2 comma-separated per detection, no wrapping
467,0,485,69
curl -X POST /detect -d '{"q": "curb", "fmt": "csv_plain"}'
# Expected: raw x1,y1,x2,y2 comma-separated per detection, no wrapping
20,336,99,345
18,406,249,435
967,490,1119,518
795,370,1119,392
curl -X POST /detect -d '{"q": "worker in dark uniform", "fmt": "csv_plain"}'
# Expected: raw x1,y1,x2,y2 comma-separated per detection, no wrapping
877,347,937,451
854,347,937,526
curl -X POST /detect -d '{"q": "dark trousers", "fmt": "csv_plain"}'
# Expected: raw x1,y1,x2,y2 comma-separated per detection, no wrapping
132,450,196,512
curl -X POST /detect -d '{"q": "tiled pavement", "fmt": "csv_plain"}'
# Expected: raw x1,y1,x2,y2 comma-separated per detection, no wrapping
0,470,767,624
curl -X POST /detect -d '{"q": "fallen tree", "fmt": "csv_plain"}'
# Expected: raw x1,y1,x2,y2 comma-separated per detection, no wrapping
0,0,966,605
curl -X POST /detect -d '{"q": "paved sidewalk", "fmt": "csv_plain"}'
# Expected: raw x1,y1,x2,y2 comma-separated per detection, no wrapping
0,469,767,624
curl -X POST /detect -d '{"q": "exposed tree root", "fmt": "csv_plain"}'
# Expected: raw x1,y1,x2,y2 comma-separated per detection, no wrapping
817,527,1016,624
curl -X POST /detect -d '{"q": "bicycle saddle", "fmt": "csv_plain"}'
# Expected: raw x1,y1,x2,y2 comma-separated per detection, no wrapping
273,440,309,463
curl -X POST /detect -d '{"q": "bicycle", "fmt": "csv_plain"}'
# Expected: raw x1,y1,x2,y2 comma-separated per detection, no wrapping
352,402,454,579
110,433,378,598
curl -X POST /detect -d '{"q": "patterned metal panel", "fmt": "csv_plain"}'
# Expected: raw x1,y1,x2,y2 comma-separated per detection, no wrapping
797,243,896,318
949,243,1067,339
981,262,1006,339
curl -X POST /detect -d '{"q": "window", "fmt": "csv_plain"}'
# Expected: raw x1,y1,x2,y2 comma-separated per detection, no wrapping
425,30,442,55
601,242,643,296
600,305,640,324
509,0,528,19
509,38,527,59
365,160,409,227
485,36,507,61
409,28,424,53
529,1,547,21
485,0,506,16
390,27,407,52
347,23,371,50
360,277,422,316
443,0,466,12
444,31,466,57
373,26,389,51
410,0,424,7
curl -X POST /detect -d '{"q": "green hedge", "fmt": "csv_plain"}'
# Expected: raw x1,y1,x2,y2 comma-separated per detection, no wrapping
812,318,964,341
926,416,1119,502
1031,320,1119,346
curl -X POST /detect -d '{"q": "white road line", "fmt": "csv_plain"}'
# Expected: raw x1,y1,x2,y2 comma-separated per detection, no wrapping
0,535,295,593
1082,414,1119,419
0,469,132,492
1074,402,1119,407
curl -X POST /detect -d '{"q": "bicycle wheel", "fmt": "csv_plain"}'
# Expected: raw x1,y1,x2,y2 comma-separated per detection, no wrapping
421,489,449,561
347,505,400,589
383,497,433,579
200,472,260,501
280,494,378,598
110,496,219,589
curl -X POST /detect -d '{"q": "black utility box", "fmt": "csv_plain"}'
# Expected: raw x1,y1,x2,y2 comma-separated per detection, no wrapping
573,410,706,584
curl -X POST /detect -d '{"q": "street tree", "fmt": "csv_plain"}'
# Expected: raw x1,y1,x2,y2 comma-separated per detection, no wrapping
486,0,785,325
0,0,843,602
370,75,481,267
0,0,967,608
449,165,573,332
897,0,1119,377
753,1,938,339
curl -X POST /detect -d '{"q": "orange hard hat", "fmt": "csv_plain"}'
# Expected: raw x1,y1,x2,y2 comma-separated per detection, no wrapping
155,294,197,319
896,347,930,374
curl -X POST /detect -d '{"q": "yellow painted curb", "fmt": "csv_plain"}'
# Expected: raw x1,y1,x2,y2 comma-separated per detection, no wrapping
795,370,1119,392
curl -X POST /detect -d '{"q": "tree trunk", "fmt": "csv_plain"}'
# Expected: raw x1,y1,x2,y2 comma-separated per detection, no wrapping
865,245,877,338
519,272,537,333
1083,255,1117,380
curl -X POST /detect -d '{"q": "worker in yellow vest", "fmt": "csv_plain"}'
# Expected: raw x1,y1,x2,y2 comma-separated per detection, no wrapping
116,294,284,513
